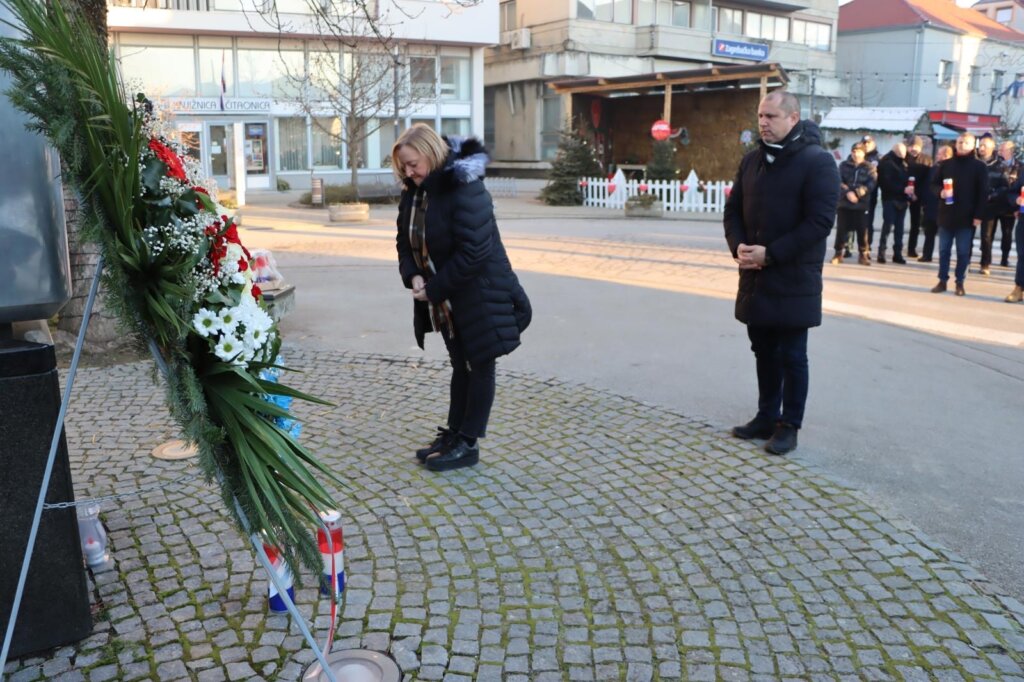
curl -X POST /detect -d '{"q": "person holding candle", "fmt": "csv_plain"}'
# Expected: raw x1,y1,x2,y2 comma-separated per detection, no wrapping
930,132,989,296
905,136,930,258
997,140,1019,269
832,141,876,266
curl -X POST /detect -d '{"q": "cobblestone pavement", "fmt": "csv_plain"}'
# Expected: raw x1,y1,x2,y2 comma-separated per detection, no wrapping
6,349,1024,681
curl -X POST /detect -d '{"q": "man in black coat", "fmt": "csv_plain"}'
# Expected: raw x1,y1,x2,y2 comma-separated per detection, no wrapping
931,132,989,296
862,135,881,247
876,142,911,263
976,134,1009,276
724,91,840,455
997,140,1020,268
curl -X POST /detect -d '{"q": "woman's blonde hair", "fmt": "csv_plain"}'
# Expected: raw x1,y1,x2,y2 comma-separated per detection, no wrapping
391,123,449,182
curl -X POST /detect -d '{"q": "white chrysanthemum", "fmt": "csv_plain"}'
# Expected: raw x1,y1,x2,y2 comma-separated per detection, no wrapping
214,335,243,363
224,242,244,263
192,308,221,337
230,272,246,285
243,325,269,351
218,307,240,335
249,308,273,332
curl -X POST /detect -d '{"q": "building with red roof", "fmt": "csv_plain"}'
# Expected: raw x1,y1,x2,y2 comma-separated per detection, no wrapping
837,0,1024,125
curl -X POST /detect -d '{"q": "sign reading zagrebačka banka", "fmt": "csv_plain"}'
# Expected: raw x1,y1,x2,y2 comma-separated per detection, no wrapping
161,97,274,114
711,38,769,63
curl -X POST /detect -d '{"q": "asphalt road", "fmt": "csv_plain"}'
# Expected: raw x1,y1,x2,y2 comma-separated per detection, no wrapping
242,193,1024,601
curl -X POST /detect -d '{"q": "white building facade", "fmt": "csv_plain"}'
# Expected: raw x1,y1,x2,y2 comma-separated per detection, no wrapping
837,0,1024,117
108,0,496,192
485,0,843,168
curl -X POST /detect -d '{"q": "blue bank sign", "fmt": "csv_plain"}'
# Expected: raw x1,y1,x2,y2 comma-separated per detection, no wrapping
712,38,769,62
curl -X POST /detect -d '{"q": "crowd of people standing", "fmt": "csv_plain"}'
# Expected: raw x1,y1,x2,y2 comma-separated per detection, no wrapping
832,131,1024,302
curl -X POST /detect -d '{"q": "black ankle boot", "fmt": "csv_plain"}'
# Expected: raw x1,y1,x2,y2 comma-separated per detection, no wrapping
425,436,479,471
731,416,776,440
765,422,798,455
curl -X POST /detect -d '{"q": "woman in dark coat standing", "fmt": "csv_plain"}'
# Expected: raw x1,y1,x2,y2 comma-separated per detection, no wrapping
394,124,531,471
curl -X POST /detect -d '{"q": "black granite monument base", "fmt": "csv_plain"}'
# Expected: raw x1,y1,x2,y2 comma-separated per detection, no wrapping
0,340,92,658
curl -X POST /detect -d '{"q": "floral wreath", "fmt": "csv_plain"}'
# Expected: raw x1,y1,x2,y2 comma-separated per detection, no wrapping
0,0,340,574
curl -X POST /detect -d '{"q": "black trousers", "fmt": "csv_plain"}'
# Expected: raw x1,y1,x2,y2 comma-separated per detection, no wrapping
747,326,810,429
979,218,1000,269
907,200,922,253
920,217,938,260
442,330,496,439
998,213,1016,264
834,209,868,255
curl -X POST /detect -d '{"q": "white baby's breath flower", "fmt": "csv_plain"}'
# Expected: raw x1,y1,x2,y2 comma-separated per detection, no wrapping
192,308,221,337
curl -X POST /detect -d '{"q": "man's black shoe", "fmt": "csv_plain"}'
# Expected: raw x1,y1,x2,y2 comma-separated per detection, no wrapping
907,250,919,258
765,422,798,455
425,437,479,471
731,417,775,440
892,255,907,264
877,252,886,264
1001,256,1010,267
416,427,454,462
917,257,932,263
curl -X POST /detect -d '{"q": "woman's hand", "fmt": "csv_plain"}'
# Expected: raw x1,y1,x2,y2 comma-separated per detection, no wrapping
411,275,428,301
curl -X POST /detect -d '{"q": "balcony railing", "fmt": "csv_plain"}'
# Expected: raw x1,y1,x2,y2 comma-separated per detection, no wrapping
110,0,216,9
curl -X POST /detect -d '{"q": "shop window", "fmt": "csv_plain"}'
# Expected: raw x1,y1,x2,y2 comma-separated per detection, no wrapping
641,0,690,27
278,117,308,171
577,0,596,20
440,57,471,101
312,117,342,168
118,44,196,96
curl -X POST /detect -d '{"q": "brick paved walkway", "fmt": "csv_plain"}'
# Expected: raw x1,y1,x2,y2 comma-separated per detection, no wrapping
5,349,1024,681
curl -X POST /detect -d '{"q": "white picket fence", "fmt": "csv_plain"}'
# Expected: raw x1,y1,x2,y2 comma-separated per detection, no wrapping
579,170,733,212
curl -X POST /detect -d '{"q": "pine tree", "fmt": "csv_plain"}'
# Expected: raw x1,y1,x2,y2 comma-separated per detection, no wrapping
645,139,679,181
540,127,603,206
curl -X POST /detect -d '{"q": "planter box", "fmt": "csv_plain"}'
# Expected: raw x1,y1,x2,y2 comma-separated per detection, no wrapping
624,202,664,218
328,202,370,222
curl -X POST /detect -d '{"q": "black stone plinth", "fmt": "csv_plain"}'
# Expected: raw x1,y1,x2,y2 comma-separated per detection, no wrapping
0,340,92,658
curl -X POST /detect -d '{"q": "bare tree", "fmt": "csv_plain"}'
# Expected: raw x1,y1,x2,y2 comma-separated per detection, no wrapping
253,0,474,187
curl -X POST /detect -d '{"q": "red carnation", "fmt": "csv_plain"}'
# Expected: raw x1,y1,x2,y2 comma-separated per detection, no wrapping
251,285,262,300
148,139,187,181
238,258,249,272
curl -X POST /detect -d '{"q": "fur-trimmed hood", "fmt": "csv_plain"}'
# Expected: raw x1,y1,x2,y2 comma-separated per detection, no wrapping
412,135,490,193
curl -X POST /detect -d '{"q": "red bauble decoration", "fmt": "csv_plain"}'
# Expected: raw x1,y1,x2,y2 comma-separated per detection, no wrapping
608,183,617,194
638,183,649,192
579,179,589,187
651,120,671,141
680,184,689,192
724,187,732,198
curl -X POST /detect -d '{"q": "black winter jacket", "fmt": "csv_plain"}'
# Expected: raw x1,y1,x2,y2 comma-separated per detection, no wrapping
877,151,910,202
396,137,531,365
724,120,840,329
837,157,875,211
979,155,1009,220
922,164,942,223
907,152,931,206
931,154,989,229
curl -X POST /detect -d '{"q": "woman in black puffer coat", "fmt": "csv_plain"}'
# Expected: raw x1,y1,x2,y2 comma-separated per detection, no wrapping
394,124,531,472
